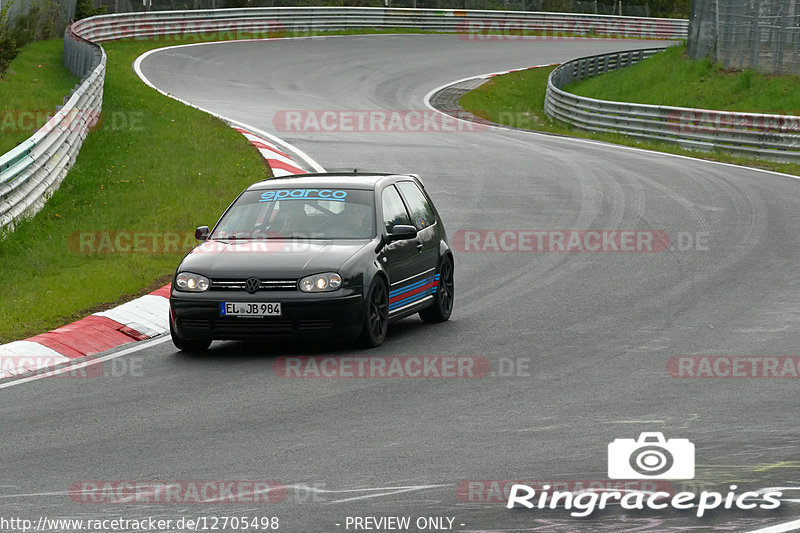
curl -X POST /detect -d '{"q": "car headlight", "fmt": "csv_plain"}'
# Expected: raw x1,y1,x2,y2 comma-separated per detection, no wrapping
299,272,342,293
175,272,210,292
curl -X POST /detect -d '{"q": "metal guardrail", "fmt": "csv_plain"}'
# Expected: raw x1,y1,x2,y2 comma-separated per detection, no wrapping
0,7,689,231
70,8,688,41
544,48,800,162
0,27,105,231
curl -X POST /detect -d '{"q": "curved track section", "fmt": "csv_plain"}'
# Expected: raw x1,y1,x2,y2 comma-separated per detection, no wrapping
3,35,800,532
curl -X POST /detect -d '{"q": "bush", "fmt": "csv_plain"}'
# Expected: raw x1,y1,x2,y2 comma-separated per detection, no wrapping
0,4,19,72
0,0,70,74
75,0,107,20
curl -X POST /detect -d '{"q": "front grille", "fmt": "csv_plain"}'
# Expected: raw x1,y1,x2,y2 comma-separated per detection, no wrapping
210,279,297,291
296,319,335,330
180,318,212,329
177,317,335,335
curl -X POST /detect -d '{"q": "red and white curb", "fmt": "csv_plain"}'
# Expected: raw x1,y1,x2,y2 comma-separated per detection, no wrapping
234,127,306,176
0,285,170,379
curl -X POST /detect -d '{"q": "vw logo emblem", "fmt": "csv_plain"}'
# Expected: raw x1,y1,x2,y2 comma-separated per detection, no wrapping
245,277,260,294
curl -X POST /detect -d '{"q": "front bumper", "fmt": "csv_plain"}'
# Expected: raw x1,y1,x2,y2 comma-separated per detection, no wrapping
170,287,364,341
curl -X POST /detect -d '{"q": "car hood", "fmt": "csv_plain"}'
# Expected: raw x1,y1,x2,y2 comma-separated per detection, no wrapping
179,239,371,279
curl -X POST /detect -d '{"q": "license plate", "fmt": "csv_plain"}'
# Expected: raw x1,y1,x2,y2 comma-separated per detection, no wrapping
221,302,281,317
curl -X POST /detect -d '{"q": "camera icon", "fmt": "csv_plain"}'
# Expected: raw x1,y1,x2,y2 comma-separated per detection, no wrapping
608,432,695,479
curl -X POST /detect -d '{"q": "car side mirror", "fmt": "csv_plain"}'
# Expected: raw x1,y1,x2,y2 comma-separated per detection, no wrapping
195,226,210,241
388,224,418,242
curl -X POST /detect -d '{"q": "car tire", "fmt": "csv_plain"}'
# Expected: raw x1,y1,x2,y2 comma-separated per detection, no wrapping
420,256,454,323
358,277,389,348
170,320,211,352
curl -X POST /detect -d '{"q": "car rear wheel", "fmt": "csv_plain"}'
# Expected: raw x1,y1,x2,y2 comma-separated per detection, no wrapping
170,320,211,352
359,278,389,348
420,256,454,323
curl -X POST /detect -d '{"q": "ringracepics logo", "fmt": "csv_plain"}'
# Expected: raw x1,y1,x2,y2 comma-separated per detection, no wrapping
506,433,783,517
608,432,694,479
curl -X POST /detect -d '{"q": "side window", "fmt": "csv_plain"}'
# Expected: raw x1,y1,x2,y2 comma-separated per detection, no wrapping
396,181,436,230
381,186,412,234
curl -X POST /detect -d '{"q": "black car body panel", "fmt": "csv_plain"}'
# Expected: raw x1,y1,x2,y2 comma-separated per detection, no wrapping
169,173,452,346
178,240,372,280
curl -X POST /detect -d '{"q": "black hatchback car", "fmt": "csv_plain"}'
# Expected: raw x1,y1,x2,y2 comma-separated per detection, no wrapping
169,173,454,350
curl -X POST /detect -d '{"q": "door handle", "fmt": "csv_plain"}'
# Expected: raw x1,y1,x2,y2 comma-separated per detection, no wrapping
416,240,423,252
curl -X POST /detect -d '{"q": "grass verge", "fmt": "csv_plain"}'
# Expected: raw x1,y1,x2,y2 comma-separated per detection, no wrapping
566,45,800,114
459,55,800,177
0,37,271,343
0,40,79,154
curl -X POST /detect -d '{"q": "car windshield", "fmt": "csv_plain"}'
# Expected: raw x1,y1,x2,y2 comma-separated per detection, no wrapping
211,187,375,240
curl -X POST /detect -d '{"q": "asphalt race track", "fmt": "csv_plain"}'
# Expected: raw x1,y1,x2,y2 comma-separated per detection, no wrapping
2,35,800,532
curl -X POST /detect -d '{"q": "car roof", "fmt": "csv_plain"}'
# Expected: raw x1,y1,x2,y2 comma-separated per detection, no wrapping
245,172,419,191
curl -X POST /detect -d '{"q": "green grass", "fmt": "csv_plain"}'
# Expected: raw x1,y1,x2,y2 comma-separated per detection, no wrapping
0,40,80,154
459,59,800,177
0,37,272,343
566,45,800,114
459,64,558,130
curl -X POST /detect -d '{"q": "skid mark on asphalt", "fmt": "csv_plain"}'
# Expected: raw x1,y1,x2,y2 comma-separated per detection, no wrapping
756,462,800,473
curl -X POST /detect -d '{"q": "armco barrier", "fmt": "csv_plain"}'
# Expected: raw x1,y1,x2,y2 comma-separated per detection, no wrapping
70,8,688,42
544,48,800,162
0,26,105,231
0,7,689,231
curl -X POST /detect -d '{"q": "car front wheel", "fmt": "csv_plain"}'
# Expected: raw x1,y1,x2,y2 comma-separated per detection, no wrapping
358,278,389,348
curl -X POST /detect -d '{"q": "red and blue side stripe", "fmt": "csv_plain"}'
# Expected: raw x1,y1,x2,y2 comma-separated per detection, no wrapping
389,273,440,312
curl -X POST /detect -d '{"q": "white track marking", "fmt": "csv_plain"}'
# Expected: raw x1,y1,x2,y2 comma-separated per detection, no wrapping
746,518,800,533
0,336,171,390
